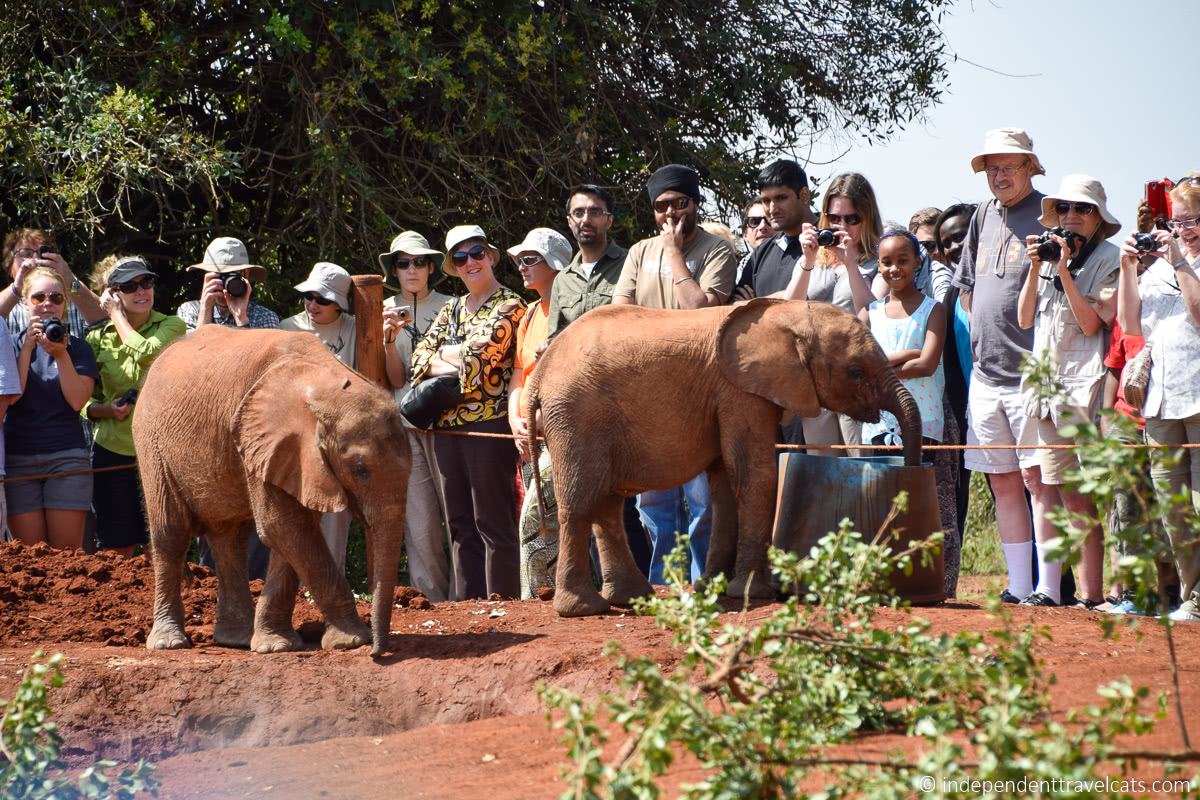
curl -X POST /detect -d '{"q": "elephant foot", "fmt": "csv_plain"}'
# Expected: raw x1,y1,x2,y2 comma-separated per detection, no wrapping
251,627,304,654
601,573,654,607
213,618,253,649
725,569,776,601
321,619,370,651
147,620,191,651
554,586,610,617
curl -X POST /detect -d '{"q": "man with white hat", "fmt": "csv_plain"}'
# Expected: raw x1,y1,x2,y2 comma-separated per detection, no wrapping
950,127,1057,607
176,237,280,330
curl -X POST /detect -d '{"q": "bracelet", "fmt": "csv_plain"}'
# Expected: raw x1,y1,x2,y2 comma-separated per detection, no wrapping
801,264,815,272
673,275,695,286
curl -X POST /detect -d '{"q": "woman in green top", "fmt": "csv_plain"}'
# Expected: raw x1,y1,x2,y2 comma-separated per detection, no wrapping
85,256,186,554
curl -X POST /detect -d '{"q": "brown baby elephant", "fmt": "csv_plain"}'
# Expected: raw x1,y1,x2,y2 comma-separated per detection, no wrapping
134,326,410,655
525,298,922,617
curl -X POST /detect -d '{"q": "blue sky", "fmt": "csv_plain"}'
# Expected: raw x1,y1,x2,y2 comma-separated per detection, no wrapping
801,0,1197,238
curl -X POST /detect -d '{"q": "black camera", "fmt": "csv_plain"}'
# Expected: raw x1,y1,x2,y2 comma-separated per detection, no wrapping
36,244,56,258
1034,227,1083,263
114,388,139,408
815,228,837,247
1133,232,1161,254
42,318,66,343
219,271,248,298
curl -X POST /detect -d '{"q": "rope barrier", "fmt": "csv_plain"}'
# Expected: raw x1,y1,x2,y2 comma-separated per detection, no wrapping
3,428,1199,485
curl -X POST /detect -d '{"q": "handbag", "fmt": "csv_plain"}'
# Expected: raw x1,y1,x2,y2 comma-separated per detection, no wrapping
1121,342,1153,412
399,299,464,428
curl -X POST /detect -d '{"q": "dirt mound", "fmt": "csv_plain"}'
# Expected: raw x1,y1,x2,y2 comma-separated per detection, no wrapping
0,541,428,648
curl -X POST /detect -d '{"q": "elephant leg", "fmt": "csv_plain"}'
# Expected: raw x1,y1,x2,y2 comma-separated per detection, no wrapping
722,438,777,601
145,457,193,651
596,494,653,606
209,523,255,649
553,504,609,617
701,462,738,585
251,551,303,653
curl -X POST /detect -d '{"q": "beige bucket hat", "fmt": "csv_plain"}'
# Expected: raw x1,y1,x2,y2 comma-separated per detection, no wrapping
294,262,352,312
188,237,268,284
442,224,500,278
507,228,573,271
971,127,1046,176
1038,174,1122,240
376,231,443,276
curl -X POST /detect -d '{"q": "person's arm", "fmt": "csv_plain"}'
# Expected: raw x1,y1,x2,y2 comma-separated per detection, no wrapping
611,245,640,306
508,375,532,463
194,273,224,327
382,306,413,389
835,233,874,314
1017,235,1042,330
663,219,712,309
42,253,105,324
99,291,187,364
1054,247,1105,337
1116,237,1144,336
15,325,35,392
0,260,32,319
889,349,923,368
410,302,454,384
771,225,818,301
36,335,94,411
895,302,947,379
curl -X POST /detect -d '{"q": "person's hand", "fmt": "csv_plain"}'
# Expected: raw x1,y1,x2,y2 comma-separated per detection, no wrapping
224,277,252,324
511,414,532,463
732,285,757,302
798,222,820,265
35,322,69,359
832,230,858,268
21,320,42,353
11,258,34,297
1136,201,1154,234
1049,234,1071,277
660,215,687,252
91,400,132,422
383,306,411,344
199,272,224,319
99,287,124,318
1155,229,1185,266
1118,234,1143,271
39,251,74,285
109,400,133,421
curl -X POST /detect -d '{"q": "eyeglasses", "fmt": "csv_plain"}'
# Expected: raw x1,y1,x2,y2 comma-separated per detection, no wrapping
919,239,938,254
569,207,611,221
1167,217,1200,232
652,197,691,214
29,291,65,305
391,255,432,271
985,163,1027,178
825,213,862,226
117,276,157,293
302,292,335,306
744,216,770,229
12,245,54,261
450,244,489,266
1054,202,1096,216
516,254,546,268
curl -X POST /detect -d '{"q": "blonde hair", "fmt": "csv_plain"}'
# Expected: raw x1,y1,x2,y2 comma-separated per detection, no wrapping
817,172,884,268
699,221,738,248
1170,176,1200,216
89,254,136,293
19,266,73,319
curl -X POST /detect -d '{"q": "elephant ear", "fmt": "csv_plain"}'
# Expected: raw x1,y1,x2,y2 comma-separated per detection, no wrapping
716,298,821,417
232,356,348,513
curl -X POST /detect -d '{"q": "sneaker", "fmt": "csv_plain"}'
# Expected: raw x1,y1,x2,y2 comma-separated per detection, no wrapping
1107,599,1149,616
1020,591,1059,607
1168,600,1200,622
1073,597,1106,611
999,589,1021,604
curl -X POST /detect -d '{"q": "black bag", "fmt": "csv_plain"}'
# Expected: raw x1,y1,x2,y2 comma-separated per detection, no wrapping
399,298,464,428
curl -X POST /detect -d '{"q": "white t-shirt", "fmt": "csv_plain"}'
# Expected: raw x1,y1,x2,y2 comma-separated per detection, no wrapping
279,312,357,367
578,260,598,279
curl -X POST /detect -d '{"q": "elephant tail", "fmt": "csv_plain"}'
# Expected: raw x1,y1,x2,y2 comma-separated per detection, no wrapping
525,379,549,537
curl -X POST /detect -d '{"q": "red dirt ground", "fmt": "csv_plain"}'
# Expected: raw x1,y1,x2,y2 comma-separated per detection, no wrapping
1,541,1198,798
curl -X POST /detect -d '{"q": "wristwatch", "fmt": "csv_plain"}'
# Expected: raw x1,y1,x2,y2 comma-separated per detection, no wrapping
70,277,82,293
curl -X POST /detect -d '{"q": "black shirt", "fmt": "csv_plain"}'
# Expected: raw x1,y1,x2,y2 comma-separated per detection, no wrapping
737,232,802,297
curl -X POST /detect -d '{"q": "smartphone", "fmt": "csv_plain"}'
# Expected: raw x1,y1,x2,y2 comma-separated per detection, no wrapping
1145,179,1174,223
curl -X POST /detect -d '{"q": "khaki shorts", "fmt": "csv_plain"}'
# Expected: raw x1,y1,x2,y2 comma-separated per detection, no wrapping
1036,417,1079,485
964,375,1039,473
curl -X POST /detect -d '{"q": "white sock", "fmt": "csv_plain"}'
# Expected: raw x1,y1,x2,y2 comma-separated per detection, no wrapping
1001,540,1034,598
1034,546,1062,604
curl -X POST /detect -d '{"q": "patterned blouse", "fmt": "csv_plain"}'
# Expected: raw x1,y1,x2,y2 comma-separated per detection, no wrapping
410,287,526,427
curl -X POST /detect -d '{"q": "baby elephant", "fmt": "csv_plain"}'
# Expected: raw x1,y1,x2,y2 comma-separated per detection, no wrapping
134,326,410,655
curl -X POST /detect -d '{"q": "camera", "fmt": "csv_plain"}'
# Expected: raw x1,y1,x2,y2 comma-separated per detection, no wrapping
1034,227,1083,263
1133,232,1161,254
219,271,248,298
815,228,837,247
1145,179,1174,226
36,244,56,259
42,318,66,343
114,388,139,408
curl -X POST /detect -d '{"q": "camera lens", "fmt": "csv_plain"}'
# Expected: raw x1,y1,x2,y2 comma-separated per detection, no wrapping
1133,233,1159,254
1036,236,1061,264
816,228,837,247
42,318,66,343
220,272,248,298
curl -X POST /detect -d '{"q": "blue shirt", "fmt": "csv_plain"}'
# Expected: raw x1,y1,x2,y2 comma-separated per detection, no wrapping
952,294,973,389
0,324,19,475
5,333,99,455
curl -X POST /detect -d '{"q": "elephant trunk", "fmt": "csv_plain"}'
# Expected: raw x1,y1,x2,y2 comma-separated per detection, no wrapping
882,373,924,467
367,517,402,657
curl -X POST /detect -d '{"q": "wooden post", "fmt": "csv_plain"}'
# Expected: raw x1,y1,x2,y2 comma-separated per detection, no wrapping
351,274,386,387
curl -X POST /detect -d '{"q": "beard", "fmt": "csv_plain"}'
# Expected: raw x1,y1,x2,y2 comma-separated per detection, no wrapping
679,210,698,237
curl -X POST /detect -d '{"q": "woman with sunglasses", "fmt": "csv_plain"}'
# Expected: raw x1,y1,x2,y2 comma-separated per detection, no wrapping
1015,175,1123,608
410,225,526,600
85,256,186,555
379,232,455,602
1117,177,1200,623
4,266,99,549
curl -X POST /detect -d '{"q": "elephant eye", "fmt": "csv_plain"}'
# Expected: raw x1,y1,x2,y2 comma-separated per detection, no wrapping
847,365,865,381
351,459,370,482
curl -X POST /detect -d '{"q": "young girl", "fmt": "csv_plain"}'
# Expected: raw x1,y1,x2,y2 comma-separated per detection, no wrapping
859,228,959,595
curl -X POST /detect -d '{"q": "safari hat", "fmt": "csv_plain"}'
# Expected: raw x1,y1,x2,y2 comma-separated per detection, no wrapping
294,262,352,312
970,127,1046,176
188,237,268,284
442,224,500,278
376,231,443,276
507,228,573,272
1039,174,1122,240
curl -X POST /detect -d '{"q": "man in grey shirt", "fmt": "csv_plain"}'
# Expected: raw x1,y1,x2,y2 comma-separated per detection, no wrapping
951,127,1058,606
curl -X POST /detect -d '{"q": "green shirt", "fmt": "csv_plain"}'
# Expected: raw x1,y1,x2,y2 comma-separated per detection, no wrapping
85,311,187,456
546,240,627,334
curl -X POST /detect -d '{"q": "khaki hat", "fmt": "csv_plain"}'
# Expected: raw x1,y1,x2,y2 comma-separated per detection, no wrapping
970,127,1046,176
442,224,500,278
376,231,443,276
506,228,573,271
188,237,268,284
294,262,352,312
1039,174,1122,240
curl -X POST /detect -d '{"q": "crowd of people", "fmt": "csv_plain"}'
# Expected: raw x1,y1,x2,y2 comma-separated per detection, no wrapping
0,125,1196,625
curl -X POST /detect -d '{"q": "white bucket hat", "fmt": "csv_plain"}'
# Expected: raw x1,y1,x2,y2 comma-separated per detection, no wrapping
506,228,573,272
188,237,268,283
376,231,443,276
294,262,352,312
442,224,500,278
1039,174,1122,240
970,127,1046,176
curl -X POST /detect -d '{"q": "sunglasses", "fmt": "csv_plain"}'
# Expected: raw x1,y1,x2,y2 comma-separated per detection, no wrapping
29,291,65,305
117,276,157,293
391,255,432,271
919,239,938,254
825,213,862,226
516,254,546,268
744,216,770,229
653,197,691,214
302,292,335,306
450,244,489,266
1054,202,1096,216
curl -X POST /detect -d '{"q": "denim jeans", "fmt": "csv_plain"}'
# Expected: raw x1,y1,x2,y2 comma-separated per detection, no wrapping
637,472,711,584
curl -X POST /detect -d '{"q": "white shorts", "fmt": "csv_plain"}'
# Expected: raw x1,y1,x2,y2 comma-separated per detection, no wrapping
964,375,1039,473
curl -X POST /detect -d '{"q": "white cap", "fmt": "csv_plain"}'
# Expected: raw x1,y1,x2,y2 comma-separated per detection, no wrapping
507,228,573,271
294,262,352,311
